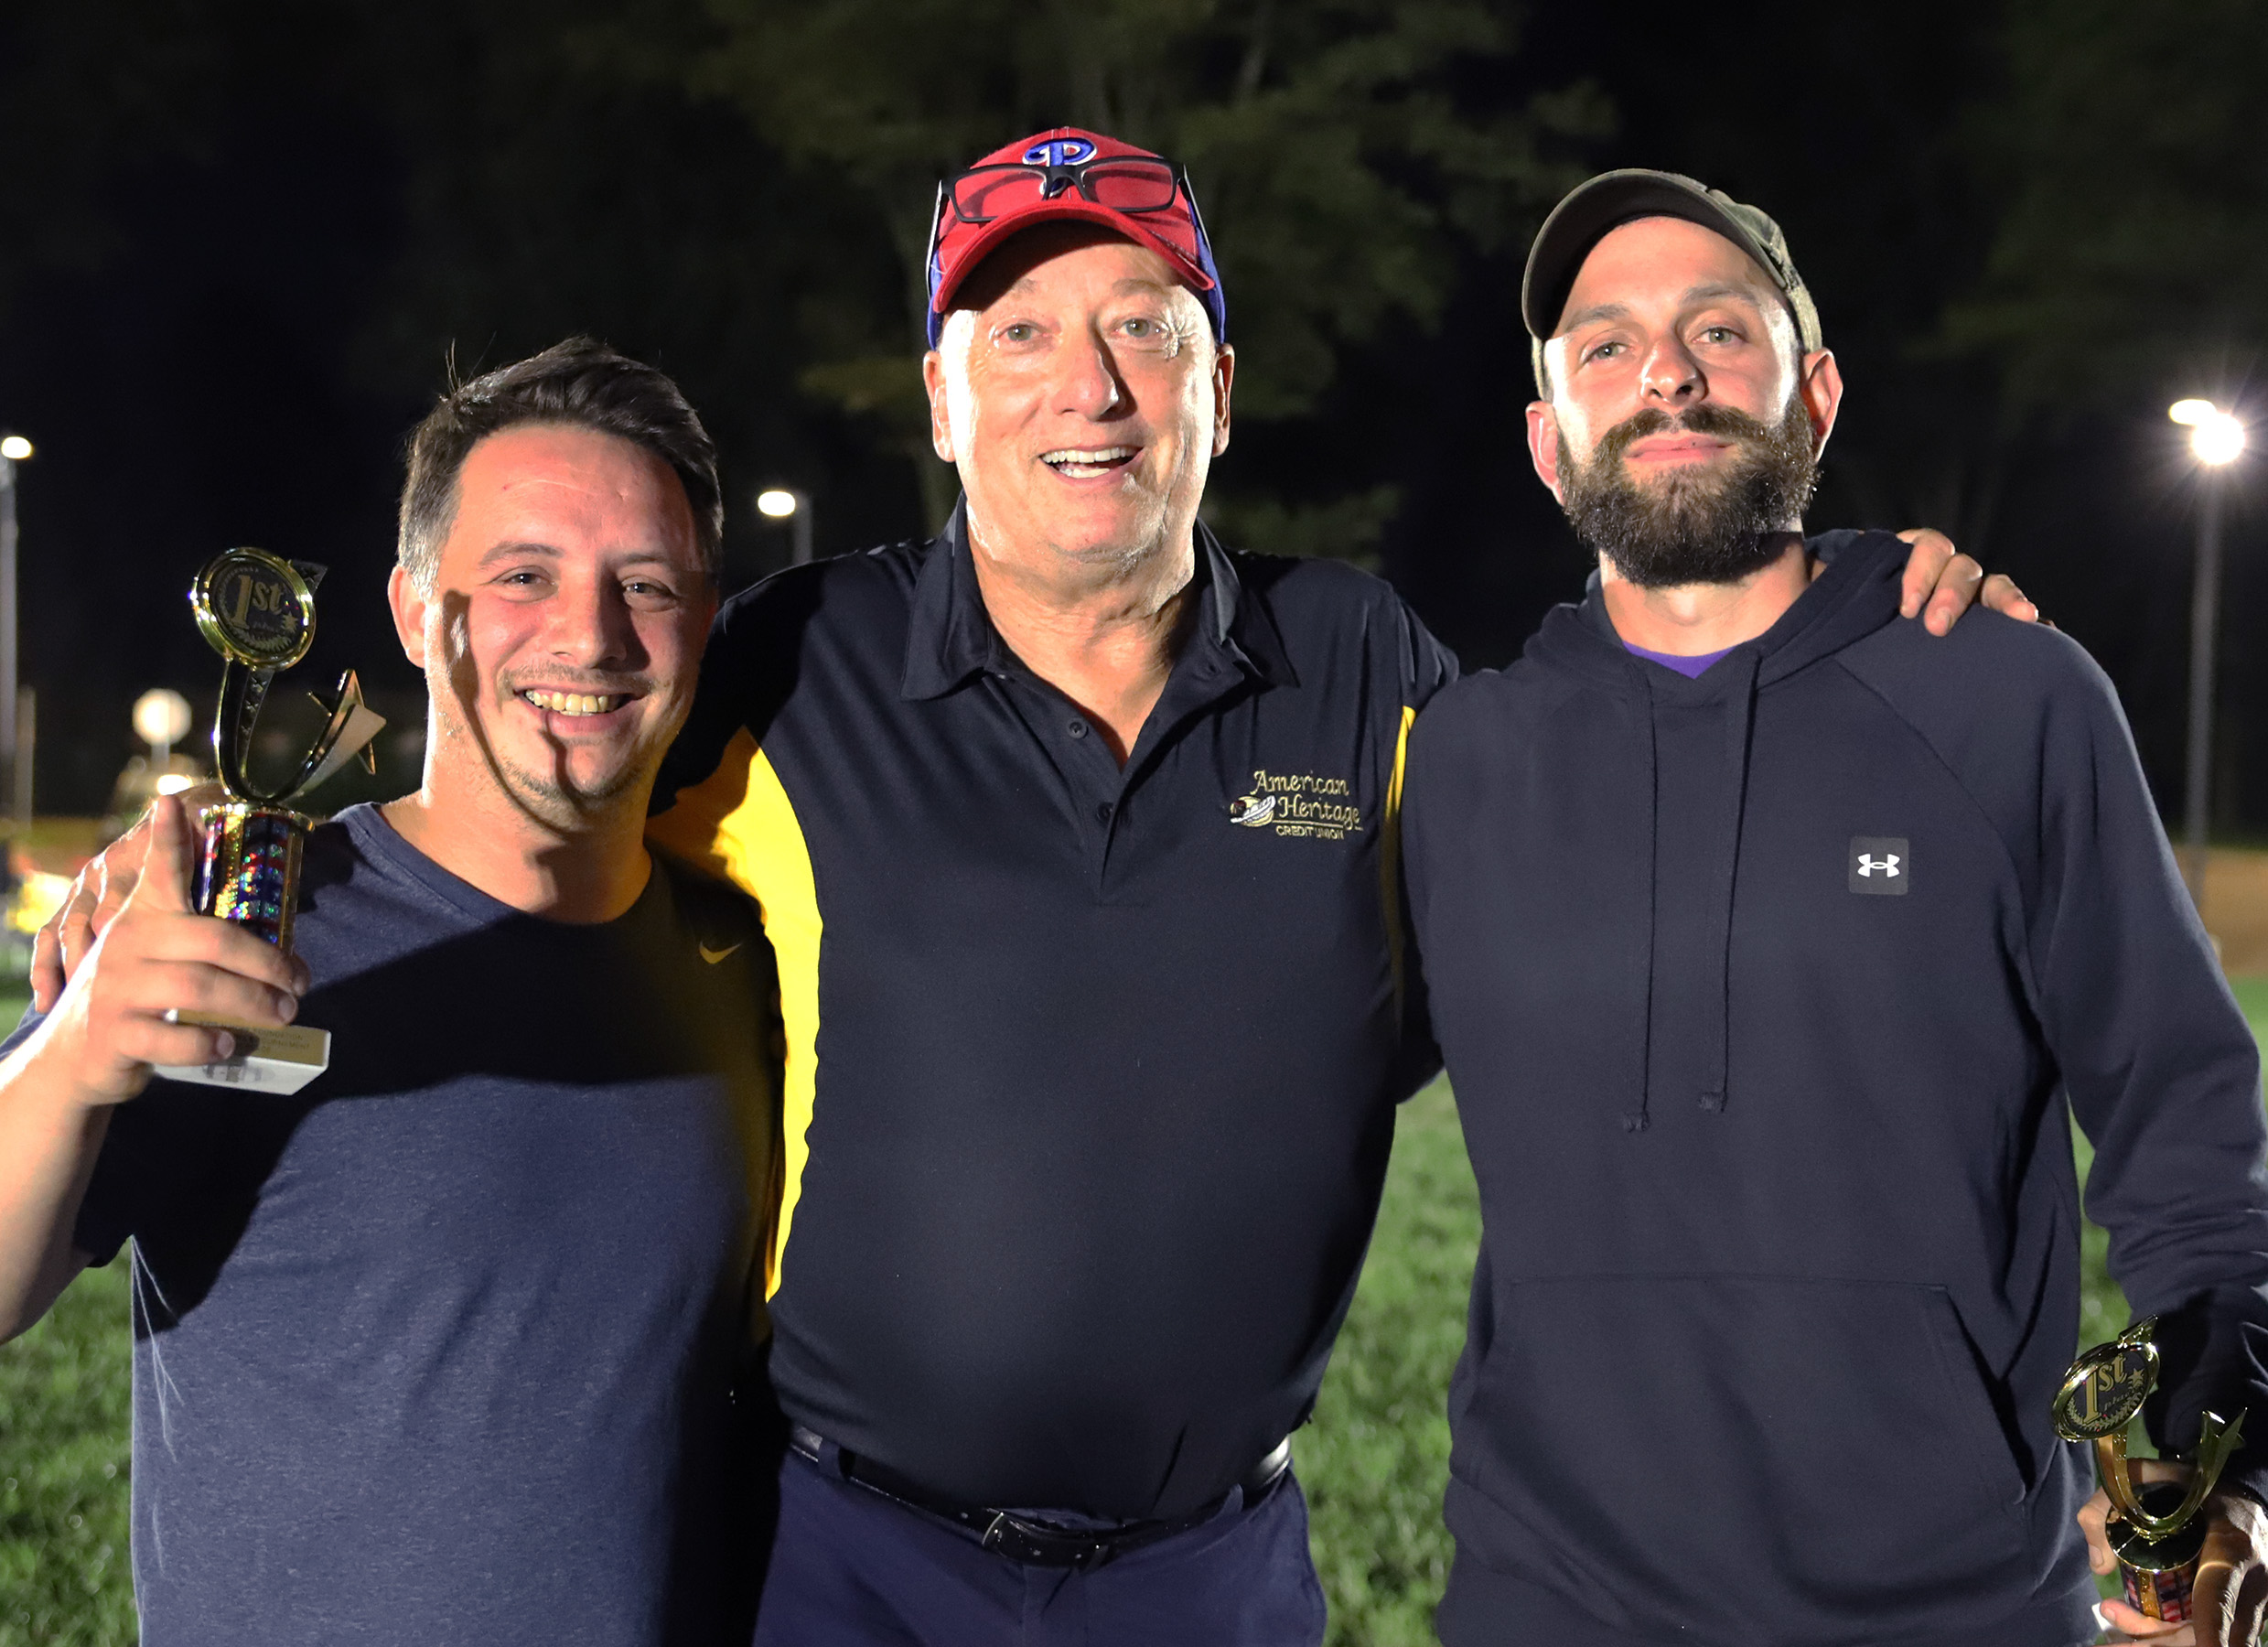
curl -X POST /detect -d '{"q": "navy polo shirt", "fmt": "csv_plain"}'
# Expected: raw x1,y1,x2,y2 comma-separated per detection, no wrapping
650,501,1455,1520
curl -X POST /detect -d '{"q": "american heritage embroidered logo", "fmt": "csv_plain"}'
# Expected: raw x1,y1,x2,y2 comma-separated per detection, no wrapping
1849,836,1910,896
1230,769,1363,842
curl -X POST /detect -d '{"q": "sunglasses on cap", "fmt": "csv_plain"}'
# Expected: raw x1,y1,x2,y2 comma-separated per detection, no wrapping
947,152,1185,221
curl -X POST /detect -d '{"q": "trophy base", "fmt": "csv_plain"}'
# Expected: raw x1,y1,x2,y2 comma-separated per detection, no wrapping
2110,1483,2209,1624
195,802,311,953
154,1011,330,1095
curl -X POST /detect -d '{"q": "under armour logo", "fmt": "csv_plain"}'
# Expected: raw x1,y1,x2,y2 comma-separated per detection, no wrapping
1849,836,1910,896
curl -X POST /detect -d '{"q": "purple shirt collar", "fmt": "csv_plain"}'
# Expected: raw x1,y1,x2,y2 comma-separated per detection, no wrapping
1622,639,1734,679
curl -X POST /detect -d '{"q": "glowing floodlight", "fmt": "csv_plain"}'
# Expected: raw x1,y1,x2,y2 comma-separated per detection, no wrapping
0,436,32,461
756,489,799,518
2194,413,2246,467
2170,399,2246,465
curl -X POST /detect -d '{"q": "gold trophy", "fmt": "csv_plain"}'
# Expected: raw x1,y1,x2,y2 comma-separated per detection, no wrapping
2054,1317,2247,1624
156,547,384,1094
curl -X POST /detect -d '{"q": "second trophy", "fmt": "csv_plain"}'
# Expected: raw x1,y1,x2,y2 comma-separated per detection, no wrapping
2054,1316,2248,1624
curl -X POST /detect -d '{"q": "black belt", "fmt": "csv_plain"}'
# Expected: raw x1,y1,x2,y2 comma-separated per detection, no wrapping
788,1425,1293,1569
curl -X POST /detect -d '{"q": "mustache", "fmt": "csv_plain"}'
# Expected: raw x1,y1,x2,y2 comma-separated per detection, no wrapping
1592,402,1781,468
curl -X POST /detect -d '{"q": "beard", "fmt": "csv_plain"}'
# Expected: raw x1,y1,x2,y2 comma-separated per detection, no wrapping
1557,397,1820,588
429,700,652,832
495,743,649,824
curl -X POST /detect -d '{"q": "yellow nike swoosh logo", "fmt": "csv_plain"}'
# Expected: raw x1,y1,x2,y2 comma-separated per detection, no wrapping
698,942,743,965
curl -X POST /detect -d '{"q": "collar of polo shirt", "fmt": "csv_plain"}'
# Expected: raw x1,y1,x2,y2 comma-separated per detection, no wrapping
899,499,1297,703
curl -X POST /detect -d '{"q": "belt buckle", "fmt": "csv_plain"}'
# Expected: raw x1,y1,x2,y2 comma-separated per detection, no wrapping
979,1511,1115,1569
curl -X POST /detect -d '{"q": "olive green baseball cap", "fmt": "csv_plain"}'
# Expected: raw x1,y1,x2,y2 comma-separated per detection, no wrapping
1521,169,1822,395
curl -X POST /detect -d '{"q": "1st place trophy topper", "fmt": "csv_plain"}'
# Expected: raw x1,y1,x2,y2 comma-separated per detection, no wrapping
2053,1317,2249,1625
154,547,385,1095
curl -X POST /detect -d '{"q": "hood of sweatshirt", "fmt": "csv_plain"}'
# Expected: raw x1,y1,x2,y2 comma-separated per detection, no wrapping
1526,530,1907,1133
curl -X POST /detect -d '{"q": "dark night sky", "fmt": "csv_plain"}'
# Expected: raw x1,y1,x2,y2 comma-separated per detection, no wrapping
1,1,2259,830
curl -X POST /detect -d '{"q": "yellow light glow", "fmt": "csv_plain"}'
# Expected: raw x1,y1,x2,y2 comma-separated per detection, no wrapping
0,436,31,460
757,489,799,519
154,772,195,796
2170,399,2219,427
8,869,72,935
2194,414,2247,467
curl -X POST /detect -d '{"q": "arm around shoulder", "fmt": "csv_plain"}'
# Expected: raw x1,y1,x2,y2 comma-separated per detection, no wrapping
1392,593,1460,709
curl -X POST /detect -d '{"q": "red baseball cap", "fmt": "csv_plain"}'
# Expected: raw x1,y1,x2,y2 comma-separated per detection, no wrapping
925,127,1226,347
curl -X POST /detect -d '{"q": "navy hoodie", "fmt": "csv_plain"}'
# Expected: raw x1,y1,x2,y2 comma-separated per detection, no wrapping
1403,532,2268,1647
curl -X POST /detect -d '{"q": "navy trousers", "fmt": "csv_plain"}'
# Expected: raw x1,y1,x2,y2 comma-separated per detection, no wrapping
750,1446,1327,1646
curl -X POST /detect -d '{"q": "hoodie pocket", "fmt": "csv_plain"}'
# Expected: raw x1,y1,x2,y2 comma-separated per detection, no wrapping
1446,1274,2027,1642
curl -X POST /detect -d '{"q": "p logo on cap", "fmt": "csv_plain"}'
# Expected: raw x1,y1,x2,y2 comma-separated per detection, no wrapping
1025,136,1096,167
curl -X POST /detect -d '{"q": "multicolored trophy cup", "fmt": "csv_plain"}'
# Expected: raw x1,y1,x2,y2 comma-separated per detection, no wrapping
156,548,384,1094
2054,1317,2248,1625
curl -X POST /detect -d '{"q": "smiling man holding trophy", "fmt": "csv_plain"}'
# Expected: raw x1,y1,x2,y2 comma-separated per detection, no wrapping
0,338,778,1646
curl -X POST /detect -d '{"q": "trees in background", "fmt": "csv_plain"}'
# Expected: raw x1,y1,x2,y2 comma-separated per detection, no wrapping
0,0,1600,558
630,0,1602,543
6,2,2268,818
5,0,2265,561
1949,0,2268,411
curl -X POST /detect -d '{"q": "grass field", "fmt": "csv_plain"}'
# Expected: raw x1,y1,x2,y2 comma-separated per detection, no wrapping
5,985,2267,1644
0,994,135,1647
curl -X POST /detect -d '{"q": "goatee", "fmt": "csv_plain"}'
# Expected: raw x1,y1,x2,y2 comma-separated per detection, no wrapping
1558,398,1820,588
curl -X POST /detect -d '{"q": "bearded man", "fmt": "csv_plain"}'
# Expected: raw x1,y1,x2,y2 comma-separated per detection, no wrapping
1401,169,2268,1647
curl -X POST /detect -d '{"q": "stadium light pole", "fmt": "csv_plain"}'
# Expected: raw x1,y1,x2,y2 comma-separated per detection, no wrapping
757,487,812,565
2169,399,2246,901
0,434,32,829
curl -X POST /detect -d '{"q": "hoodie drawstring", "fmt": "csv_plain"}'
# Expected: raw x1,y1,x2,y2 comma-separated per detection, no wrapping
1624,694,1660,1134
1695,651,1760,1115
